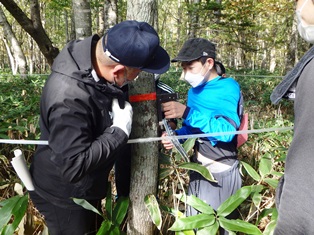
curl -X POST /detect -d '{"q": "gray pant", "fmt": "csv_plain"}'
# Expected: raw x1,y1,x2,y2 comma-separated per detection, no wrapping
187,160,242,234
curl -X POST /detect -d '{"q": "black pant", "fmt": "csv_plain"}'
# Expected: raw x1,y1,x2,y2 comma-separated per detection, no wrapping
29,191,103,235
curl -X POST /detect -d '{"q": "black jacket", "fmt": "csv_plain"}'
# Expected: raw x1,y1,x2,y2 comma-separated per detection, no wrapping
30,35,128,208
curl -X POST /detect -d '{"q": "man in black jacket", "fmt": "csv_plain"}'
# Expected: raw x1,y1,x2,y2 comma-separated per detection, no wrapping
29,20,170,235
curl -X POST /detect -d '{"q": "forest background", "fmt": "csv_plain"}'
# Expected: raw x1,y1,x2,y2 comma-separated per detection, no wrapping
0,0,311,234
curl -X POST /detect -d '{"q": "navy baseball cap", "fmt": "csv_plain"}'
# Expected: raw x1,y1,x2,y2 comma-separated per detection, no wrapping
102,20,170,74
172,38,216,62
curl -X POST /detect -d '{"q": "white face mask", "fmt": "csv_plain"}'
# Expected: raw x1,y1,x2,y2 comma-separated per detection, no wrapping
184,65,210,88
296,0,314,44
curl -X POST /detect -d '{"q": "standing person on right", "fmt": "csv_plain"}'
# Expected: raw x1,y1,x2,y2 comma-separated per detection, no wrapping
270,0,314,234
161,38,242,235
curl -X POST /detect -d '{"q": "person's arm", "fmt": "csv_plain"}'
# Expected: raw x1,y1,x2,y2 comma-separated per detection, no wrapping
181,107,236,142
46,97,132,183
162,88,239,143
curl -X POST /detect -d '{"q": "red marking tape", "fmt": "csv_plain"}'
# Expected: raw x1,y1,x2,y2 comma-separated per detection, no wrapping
129,92,157,102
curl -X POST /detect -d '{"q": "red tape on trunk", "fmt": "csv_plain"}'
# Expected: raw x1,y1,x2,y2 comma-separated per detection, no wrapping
129,92,157,102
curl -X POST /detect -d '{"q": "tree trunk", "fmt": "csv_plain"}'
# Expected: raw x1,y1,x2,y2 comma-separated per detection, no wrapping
0,0,59,66
0,6,27,75
127,0,157,24
126,1,159,234
72,0,92,39
127,73,159,235
284,15,298,74
103,0,117,32
189,0,200,38
2,38,15,73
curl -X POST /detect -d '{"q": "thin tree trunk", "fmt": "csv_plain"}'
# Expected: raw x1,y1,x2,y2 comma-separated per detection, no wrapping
72,0,92,39
189,0,200,38
64,9,69,42
103,0,117,33
127,0,156,24
126,1,159,234
2,38,15,73
284,15,298,74
127,73,159,235
0,6,27,75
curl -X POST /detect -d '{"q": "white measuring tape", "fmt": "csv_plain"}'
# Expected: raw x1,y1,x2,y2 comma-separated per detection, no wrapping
0,126,293,145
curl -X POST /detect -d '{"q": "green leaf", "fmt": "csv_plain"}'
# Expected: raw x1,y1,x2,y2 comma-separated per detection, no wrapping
197,221,219,235
96,221,124,235
175,231,195,235
271,207,278,220
258,207,278,232
241,161,261,181
105,183,112,221
159,167,174,180
144,194,162,230
252,192,262,207
219,217,262,235
160,205,185,218
256,208,275,225
263,219,277,235
169,214,215,231
182,138,196,153
175,194,215,215
259,155,272,178
96,221,112,235
72,198,103,217
175,230,195,235
159,152,173,165
0,195,28,235
109,226,122,235
217,186,253,217
177,162,217,182
112,196,129,226
263,178,278,188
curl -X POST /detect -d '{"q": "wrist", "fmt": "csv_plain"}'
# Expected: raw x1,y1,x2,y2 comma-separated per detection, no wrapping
111,125,130,137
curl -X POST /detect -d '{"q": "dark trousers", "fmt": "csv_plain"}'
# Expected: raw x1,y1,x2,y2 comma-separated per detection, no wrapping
115,144,132,197
29,191,103,235
187,161,242,235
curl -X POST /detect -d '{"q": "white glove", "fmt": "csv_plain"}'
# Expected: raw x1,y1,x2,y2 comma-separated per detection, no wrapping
111,98,133,137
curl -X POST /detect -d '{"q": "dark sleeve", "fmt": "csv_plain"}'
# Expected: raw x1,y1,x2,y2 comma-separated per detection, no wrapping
46,95,128,183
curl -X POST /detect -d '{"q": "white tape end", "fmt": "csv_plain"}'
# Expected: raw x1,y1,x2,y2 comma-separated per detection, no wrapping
13,149,23,158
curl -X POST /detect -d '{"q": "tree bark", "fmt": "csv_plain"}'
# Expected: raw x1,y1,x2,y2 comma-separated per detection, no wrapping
103,0,117,33
189,0,200,38
127,73,159,235
127,0,157,25
72,0,92,39
0,6,27,75
0,0,59,66
126,1,159,234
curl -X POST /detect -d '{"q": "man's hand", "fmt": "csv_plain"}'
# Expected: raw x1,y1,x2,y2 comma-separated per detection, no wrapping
111,98,133,137
162,101,186,119
161,132,174,150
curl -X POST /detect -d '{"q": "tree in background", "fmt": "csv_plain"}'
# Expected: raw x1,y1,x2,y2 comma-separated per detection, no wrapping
0,0,59,66
0,0,311,75
72,0,92,39
0,7,26,75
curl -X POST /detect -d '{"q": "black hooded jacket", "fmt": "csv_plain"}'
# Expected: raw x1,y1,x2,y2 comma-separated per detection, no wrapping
30,35,128,208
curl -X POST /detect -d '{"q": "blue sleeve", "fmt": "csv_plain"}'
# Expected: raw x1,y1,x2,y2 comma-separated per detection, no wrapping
183,108,236,143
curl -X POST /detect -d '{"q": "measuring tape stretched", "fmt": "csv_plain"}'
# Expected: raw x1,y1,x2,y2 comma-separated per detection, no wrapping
0,126,293,145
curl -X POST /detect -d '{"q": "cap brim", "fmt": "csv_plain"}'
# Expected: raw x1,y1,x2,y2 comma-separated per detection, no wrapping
171,55,202,63
140,46,170,74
